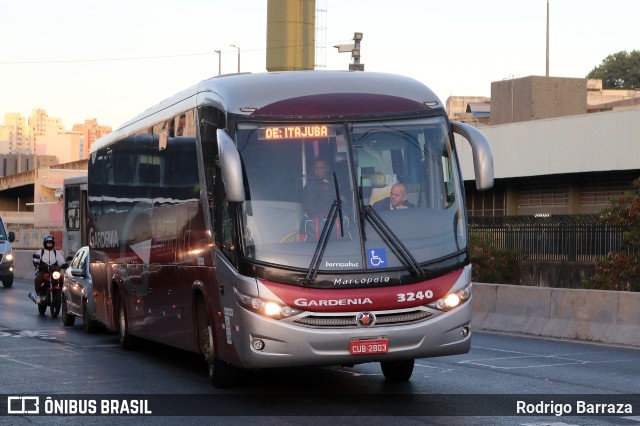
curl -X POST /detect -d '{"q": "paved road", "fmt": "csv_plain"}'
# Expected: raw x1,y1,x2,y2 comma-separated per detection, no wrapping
1,278,639,425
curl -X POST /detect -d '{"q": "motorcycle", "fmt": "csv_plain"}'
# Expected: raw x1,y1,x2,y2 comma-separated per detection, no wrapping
28,255,68,318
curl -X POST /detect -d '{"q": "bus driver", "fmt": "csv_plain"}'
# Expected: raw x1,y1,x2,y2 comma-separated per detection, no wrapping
372,183,415,211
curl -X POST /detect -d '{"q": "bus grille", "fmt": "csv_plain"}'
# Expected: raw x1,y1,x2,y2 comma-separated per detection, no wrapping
292,310,433,328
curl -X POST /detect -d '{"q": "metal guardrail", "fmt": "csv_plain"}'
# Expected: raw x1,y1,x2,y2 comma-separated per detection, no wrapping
468,214,634,262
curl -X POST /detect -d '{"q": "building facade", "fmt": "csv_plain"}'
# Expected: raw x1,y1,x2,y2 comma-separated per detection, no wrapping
0,113,32,154
490,76,588,125
458,108,640,216
0,111,111,175
446,96,491,125
72,119,112,160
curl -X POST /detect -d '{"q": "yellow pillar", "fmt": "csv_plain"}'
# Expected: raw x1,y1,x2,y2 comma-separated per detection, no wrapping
266,0,315,71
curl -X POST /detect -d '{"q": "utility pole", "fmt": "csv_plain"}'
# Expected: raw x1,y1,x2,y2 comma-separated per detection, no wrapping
215,50,222,75
230,45,240,73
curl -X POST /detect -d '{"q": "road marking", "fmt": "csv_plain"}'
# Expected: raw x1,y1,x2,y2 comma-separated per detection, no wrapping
459,358,588,370
0,355,49,369
466,345,640,369
326,366,380,376
414,363,455,373
73,344,120,348
0,329,66,340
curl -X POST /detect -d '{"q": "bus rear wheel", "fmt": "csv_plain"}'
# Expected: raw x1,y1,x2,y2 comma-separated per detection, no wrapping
117,294,136,349
381,359,415,382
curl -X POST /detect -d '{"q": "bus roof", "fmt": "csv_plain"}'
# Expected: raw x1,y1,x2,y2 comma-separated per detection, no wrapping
63,174,88,185
91,71,443,154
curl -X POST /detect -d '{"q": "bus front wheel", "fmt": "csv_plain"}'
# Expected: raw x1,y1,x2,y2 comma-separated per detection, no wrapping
208,349,238,388
381,359,415,382
197,302,238,388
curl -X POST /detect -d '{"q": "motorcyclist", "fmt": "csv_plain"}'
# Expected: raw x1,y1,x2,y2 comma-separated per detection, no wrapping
33,235,66,303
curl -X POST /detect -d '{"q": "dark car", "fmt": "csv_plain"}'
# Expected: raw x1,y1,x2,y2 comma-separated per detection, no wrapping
61,247,99,333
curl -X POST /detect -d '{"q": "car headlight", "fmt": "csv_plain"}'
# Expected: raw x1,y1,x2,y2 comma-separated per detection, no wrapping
427,283,472,311
235,288,302,319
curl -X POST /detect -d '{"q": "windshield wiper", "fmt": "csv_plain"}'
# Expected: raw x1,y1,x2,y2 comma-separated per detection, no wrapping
360,204,425,279
303,172,344,285
335,172,345,236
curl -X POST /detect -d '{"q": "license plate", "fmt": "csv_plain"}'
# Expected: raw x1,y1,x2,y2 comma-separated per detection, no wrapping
349,338,388,355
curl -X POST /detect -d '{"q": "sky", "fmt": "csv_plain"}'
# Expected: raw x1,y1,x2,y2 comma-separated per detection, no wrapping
1,0,638,130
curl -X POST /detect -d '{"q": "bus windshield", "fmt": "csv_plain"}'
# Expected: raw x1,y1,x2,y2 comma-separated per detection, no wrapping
236,116,465,272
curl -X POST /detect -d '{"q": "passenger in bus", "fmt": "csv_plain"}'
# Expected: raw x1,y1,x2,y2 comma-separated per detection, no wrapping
372,183,415,211
303,158,334,218
176,113,186,136
166,118,175,137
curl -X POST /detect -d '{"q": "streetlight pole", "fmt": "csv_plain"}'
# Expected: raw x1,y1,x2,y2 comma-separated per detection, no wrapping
230,45,240,73
215,50,222,75
546,0,550,77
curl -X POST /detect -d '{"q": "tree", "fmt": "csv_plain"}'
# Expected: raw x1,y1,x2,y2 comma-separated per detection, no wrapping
586,50,640,90
587,177,640,291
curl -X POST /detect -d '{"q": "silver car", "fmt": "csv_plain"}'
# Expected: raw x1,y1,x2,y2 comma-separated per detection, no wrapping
62,247,99,333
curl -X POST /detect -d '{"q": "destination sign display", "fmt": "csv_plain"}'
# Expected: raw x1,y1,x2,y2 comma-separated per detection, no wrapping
260,125,334,140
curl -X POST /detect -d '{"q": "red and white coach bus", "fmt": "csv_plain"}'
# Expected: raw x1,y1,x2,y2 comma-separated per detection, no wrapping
88,71,493,387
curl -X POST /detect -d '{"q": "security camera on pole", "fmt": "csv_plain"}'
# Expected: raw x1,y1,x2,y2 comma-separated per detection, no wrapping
334,32,364,71
349,32,364,71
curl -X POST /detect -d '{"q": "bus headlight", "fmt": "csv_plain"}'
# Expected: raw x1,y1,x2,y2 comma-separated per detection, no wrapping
427,283,472,312
235,289,302,319
263,302,281,316
5,252,13,262
444,293,460,308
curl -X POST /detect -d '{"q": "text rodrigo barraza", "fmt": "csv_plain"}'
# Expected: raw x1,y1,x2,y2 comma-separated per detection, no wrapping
516,400,633,416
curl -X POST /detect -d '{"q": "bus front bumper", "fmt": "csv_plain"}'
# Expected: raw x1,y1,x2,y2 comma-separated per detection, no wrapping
225,302,472,369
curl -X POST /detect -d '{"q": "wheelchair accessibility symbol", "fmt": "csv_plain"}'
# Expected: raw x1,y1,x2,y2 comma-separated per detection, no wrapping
367,248,387,268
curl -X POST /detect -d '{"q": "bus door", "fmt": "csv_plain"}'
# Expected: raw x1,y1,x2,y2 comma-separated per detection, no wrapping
64,178,88,256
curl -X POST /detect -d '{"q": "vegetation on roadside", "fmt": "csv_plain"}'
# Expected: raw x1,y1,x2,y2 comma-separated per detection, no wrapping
468,233,518,284
585,177,640,291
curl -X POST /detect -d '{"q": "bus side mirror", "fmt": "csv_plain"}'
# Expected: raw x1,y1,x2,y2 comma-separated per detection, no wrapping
8,231,15,243
451,121,494,191
216,129,246,202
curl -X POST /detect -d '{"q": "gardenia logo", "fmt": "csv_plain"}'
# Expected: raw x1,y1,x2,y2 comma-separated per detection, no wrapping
325,261,359,268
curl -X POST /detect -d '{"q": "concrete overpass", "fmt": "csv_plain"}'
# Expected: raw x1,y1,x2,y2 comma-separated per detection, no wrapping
0,160,87,247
